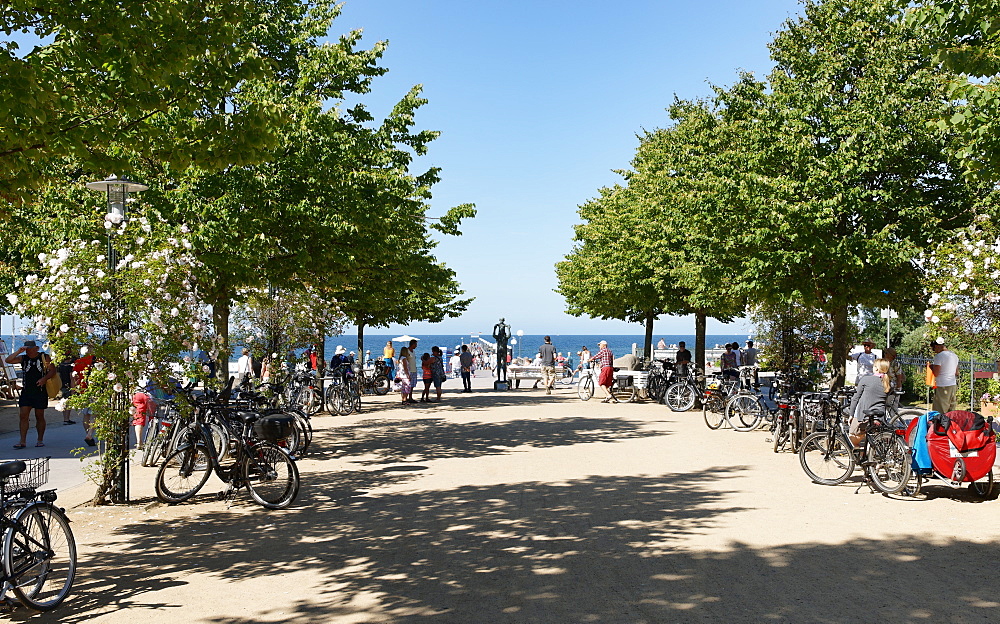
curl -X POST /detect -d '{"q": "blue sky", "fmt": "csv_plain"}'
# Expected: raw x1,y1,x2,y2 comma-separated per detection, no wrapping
333,0,805,336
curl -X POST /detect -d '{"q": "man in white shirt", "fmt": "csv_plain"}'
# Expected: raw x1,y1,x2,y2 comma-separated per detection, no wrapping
851,340,877,383
236,348,254,388
930,337,960,414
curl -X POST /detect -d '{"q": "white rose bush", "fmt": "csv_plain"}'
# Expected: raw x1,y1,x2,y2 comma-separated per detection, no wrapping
922,217,1000,352
11,214,213,504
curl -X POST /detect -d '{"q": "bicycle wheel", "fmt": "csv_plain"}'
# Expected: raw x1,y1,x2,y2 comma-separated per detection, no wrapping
324,385,339,413
773,420,789,453
577,375,594,401
664,382,696,412
971,471,995,498
611,380,637,403
790,408,805,453
141,422,166,467
799,431,855,485
332,386,354,416
372,374,390,396
243,443,300,510
647,374,666,403
725,394,762,432
866,431,912,495
155,445,212,503
3,502,77,612
703,399,726,430
294,412,313,456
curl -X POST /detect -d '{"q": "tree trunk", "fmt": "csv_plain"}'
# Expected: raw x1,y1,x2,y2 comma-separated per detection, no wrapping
643,311,654,359
830,303,849,390
212,298,231,383
695,312,707,375
357,321,365,364
315,323,326,375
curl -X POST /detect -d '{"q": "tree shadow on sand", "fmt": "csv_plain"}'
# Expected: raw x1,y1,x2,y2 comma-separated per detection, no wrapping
310,415,665,465
22,463,1000,624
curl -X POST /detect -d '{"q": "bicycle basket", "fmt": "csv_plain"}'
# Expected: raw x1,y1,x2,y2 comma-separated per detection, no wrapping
1,457,49,491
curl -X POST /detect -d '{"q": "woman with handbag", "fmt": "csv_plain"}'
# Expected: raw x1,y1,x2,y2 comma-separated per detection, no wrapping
5,340,58,448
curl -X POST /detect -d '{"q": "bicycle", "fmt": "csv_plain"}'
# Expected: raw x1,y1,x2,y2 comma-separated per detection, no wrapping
354,361,390,396
702,373,742,429
798,403,912,494
0,458,76,612
155,386,301,509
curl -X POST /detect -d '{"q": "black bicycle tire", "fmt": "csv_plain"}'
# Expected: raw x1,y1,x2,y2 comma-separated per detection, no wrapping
155,445,212,503
773,421,789,453
866,431,912,495
704,401,726,430
799,431,855,485
243,443,300,510
4,502,77,612
577,375,594,401
372,374,390,396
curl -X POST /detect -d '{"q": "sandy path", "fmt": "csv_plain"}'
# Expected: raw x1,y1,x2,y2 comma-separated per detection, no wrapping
12,383,1000,623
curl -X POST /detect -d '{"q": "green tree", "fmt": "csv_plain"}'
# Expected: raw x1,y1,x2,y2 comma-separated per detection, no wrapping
716,0,980,387
908,0,1000,179
556,185,690,358
1,1,374,208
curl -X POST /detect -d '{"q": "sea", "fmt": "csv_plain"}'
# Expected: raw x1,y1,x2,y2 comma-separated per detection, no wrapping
0,333,752,366
325,334,751,361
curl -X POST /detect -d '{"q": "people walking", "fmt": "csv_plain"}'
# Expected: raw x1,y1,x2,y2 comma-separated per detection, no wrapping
539,336,557,394
592,340,617,403
930,337,959,414
419,353,433,402
383,341,396,381
398,347,414,404
459,344,474,392
431,346,447,401
5,340,57,449
73,345,97,445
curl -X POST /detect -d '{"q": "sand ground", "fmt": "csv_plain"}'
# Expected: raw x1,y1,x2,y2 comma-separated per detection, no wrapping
3,375,999,623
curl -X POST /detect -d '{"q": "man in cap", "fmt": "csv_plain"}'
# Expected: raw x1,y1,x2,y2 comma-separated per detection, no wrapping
930,337,959,414
5,340,57,448
539,336,557,395
850,340,877,384
592,339,617,403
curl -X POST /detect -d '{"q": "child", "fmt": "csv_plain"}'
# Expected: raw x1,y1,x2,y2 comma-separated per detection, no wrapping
420,353,432,402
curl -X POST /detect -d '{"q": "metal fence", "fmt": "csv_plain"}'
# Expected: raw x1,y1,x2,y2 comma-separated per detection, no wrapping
895,355,999,410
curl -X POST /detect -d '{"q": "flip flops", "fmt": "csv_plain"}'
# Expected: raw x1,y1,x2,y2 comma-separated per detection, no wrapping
12,443,25,450
35,442,45,447
84,438,97,447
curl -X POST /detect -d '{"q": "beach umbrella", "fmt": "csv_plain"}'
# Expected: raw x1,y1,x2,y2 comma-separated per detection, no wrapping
392,335,419,342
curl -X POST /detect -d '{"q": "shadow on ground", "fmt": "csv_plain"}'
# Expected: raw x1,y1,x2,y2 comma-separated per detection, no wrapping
313,415,665,465
23,462,1000,624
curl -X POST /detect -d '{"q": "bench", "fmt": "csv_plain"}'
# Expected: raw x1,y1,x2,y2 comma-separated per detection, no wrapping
508,365,569,389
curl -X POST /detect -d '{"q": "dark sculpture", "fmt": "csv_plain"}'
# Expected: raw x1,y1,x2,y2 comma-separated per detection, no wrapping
493,318,510,389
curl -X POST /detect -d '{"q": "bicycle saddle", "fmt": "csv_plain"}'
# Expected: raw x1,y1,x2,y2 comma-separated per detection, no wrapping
234,411,261,424
0,460,26,479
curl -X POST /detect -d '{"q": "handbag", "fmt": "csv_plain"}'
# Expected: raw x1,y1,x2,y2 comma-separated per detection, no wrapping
45,374,63,401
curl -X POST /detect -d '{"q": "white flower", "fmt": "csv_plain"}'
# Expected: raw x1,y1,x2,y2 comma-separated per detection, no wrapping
6,294,17,306
202,365,210,373
95,270,105,278
113,383,123,393
24,275,37,284
107,372,116,380
96,255,105,263
80,293,89,301
59,324,69,333
931,315,940,323
95,361,105,370
101,292,111,300
959,282,969,290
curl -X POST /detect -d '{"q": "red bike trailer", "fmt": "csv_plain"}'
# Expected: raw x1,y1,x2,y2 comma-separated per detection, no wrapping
904,410,996,497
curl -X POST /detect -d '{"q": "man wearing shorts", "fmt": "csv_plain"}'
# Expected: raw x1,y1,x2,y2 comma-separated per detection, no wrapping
5,340,57,449
930,337,959,414
592,340,617,403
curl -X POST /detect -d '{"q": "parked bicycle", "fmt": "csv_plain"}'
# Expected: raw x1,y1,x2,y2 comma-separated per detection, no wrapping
798,402,913,495
155,383,301,509
0,457,76,612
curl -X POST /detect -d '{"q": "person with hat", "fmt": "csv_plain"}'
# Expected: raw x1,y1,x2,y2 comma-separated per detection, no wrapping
930,337,959,414
850,340,877,384
5,340,58,449
329,345,350,372
592,339,617,403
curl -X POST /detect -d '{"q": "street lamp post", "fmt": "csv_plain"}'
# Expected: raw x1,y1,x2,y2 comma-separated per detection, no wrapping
516,329,524,359
86,175,147,504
